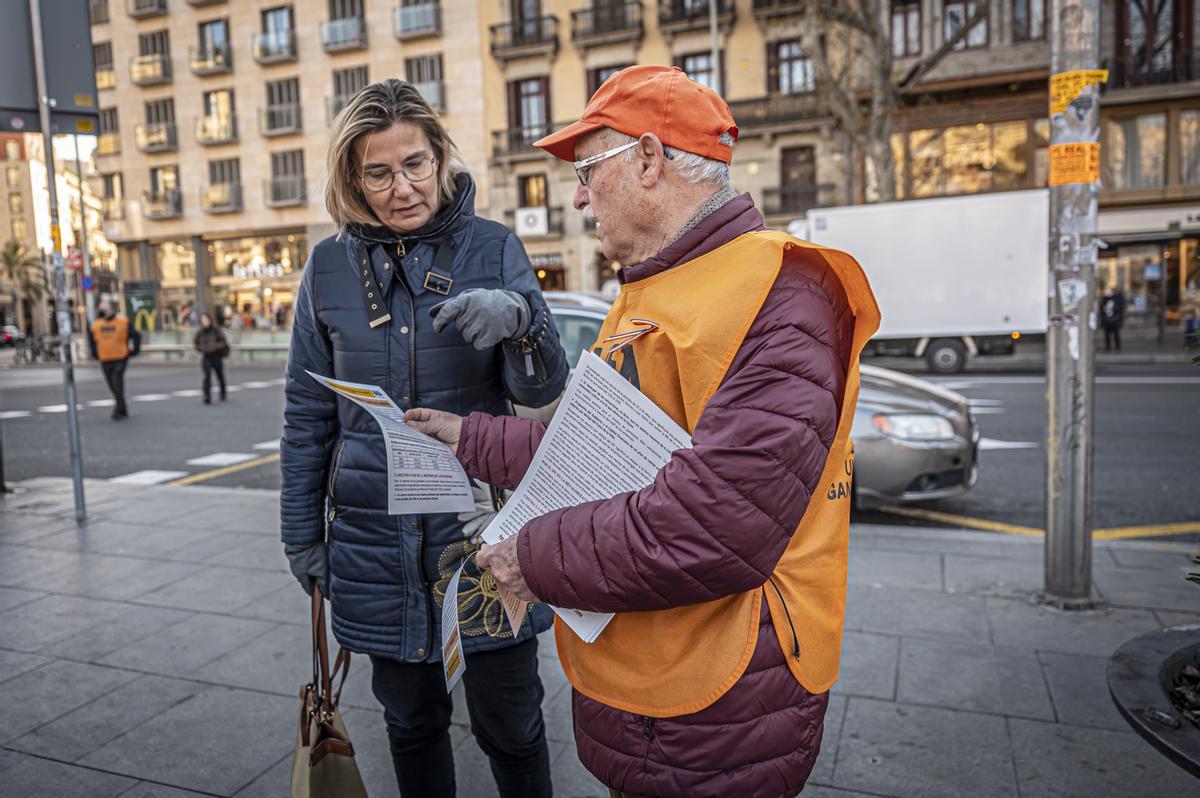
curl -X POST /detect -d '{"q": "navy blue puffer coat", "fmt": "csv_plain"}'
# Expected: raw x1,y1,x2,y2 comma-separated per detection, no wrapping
280,173,566,662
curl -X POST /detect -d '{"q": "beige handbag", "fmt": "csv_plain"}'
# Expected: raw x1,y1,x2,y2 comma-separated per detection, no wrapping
291,585,368,798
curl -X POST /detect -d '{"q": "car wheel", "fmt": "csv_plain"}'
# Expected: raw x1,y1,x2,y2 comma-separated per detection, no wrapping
925,339,967,374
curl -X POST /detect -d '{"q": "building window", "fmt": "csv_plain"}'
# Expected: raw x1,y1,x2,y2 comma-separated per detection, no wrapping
99,108,119,135
1120,0,1180,77
776,146,817,213
263,6,295,37
891,1,921,57
333,65,369,102
5,167,19,189
103,173,123,200
676,51,722,91
272,150,305,180
145,99,175,126
1012,0,1045,41
199,18,230,53
519,174,548,207
767,40,813,95
587,64,630,98
11,218,27,241
508,77,550,138
8,194,22,215
93,41,113,70
90,0,110,25
1181,110,1200,186
138,29,170,56
1103,113,1167,190
405,54,444,109
268,77,301,107
905,120,1029,197
202,89,235,120
4,140,20,160
943,1,987,50
150,165,179,193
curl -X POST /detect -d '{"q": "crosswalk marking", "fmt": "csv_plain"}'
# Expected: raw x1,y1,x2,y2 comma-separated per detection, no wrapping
253,439,280,450
109,470,189,485
131,393,171,402
979,438,1040,451
87,398,116,407
185,452,258,467
0,410,32,420
241,380,275,389
171,389,203,397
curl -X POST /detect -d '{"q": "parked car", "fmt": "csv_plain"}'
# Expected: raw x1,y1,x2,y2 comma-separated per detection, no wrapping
1,325,25,347
543,292,979,508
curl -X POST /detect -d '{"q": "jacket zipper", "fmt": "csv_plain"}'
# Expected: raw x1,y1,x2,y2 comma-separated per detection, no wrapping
767,577,801,659
641,715,655,741
326,440,345,527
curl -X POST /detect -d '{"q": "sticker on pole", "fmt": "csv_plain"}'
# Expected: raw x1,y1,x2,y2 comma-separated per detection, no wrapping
1048,142,1100,186
1049,69,1108,116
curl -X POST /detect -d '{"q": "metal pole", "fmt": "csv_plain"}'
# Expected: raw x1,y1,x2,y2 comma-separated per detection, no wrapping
30,0,86,522
74,133,96,326
1045,0,1101,606
708,0,721,95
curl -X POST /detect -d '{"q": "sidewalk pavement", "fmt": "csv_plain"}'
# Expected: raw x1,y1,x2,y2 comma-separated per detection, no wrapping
1,478,1197,797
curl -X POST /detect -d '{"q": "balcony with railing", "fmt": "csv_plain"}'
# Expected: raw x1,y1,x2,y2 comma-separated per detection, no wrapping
195,115,237,145
491,124,561,159
102,197,124,221
490,16,559,60
751,0,803,19
142,189,182,220
89,0,110,24
135,122,177,153
1105,49,1197,91
571,2,643,48
201,183,242,213
504,206,566,238
96,133,121,157
126,0,166,19
322,16,368,52
412,80,445,111
265,176,307,208
658,0,735,36
187,0,226,6
189,44,232,75
727,93,823,131
95,67,117,91
253,30,298,64
260,104,302,136
394,2,441,40
129,53,171,86
761,183,836,217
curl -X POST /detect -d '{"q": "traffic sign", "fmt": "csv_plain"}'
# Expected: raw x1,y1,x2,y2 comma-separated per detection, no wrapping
66,248,83,270
81,275,94,291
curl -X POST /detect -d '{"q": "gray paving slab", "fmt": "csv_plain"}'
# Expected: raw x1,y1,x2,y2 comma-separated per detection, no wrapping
833,697,1018,798
0,746,23,772
896,638,1054,721
799,787,883,798
0,586,45,613
131,565,294,614
189,621,314,696
806,693,846,787
0,514,75,543
205,533,291,572
835,632,898,700
550,741,608,798
1106,544,1199,570
1093,565,1200,612
0,545,86,589
229,754,291,798
1008,717,1200,796
0,659,140,744
1154,610,1200,628
340,707,401,797
184,499,282,536
89,495,226,527
99,613,278,678
228,582,309,626
78,685,297,796
1037,651,1130,731
858,531,1011,559
0,753,136,797
0,649,53,686
8,674,207,762
38,603,192,662
842,583,871,632
118,782,216,797
943,554,1042,598
1000,539,1050,560
0,594,131,652
985,596,1162,657
846,549,943,591
453,729,501,798
860,585,991,644
540,674,576,746
29,552,201,602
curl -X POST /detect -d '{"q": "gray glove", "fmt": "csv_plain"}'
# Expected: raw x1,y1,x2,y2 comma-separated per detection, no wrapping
457,480,499,543
285,542,330,597
430,289,531,350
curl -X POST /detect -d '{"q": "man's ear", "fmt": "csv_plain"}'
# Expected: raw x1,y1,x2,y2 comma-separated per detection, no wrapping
636,133,666,189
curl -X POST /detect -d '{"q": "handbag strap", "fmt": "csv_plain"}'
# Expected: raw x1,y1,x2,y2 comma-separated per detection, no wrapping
310,585,351,713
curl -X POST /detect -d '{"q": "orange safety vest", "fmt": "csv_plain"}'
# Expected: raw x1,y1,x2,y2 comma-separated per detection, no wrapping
555,230,880,718
91,316,131,362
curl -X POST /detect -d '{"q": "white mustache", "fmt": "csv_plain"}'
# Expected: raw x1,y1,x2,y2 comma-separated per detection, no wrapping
582,206,597,226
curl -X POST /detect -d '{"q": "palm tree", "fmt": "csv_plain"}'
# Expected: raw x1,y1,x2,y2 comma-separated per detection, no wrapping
1,240,47,334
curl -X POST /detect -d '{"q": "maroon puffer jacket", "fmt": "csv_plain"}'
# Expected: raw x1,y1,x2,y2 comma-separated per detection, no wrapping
457,195,853,798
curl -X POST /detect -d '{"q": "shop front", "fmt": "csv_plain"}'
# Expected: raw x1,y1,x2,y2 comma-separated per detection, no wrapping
206,231,306,329
529,252,566,291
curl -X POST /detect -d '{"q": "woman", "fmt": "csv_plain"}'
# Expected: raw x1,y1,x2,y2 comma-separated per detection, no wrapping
192,312,228,404
280,79,568,798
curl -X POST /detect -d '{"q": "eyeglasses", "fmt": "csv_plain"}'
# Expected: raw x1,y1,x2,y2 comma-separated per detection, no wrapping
360,155,438,193
573,141,639,186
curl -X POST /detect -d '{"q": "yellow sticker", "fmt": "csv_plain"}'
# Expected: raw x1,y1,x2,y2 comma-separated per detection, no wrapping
50,223,61,251
75,119,95,133
1049,69,1108,116
74,93,94,107
1048,142,1101,186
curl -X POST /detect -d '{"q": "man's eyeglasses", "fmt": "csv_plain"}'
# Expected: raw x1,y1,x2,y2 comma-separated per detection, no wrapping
573,141,639,186
360,155,438,193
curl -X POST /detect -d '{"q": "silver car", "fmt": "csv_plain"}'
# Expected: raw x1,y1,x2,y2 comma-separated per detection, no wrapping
544,293,979,509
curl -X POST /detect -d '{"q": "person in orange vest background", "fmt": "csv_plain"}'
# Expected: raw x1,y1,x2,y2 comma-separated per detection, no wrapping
88,300,141,421
406,65,879,798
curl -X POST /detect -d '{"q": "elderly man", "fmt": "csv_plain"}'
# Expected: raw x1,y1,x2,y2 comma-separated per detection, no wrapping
407,65,879,798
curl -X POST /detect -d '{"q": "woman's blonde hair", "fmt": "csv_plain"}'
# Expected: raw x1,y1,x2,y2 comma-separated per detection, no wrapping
325,78,462,232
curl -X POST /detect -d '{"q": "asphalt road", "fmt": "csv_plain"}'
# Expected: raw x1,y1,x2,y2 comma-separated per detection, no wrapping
2,356,1197,541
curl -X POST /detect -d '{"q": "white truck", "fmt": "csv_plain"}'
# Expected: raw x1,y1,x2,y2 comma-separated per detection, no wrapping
799,189,1049,373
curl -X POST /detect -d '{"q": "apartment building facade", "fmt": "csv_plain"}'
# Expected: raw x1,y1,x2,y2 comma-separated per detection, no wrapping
89,0,489,329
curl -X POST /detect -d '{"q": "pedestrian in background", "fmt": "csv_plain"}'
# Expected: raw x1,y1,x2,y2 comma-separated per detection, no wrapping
1100,281,1126,352
279,78,568,798
88,300,140,420
193,312,229,404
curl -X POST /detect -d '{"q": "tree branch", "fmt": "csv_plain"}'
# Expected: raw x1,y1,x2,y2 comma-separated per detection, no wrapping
896,4,990,94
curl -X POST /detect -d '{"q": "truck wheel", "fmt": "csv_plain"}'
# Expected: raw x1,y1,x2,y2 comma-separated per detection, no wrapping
926,339,967,373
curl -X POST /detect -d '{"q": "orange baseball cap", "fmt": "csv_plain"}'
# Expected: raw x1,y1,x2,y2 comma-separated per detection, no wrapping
533,65,738,164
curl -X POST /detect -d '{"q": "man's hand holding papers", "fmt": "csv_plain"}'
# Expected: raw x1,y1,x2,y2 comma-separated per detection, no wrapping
403,407,463,456
475,537,537,602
